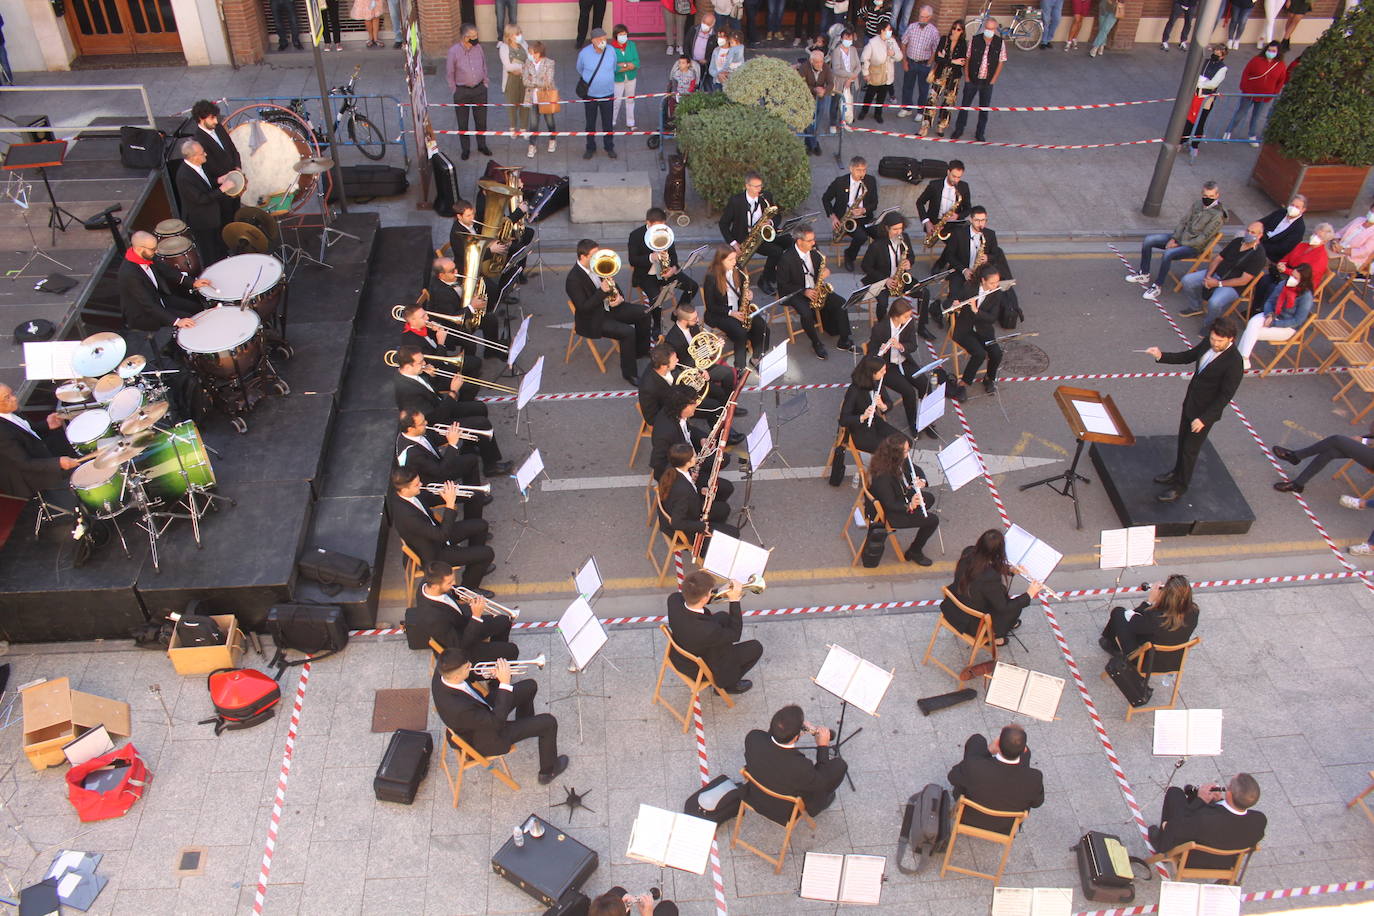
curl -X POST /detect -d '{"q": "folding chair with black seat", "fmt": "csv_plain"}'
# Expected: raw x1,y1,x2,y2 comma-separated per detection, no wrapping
1099,636,1201,722
1146,840,1259,885
731,767,817,873
939,796,1028,885
922,587,996,685
650,623,735,732
438,727,520,808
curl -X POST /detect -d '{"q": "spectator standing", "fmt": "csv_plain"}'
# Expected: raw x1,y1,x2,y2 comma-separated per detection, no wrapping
499,26,530,139
1040,0,1063,47
951,19,1005,141
765,0,786,40
611,26,641,129
794,0,822,46
446,24,494,161
1182,44,1228,158
857,25,900,122
319,0,342,51
353,0,385,49
688,12,719,89
578,29,619,159
494,0,517,39
1221,41,1286,146
1277,0,1309,51
663,0,695,54
897,5,940,118
577,0,608,48
523,41,559,156
859,0,893,39
1224,0,1256,48
387,0,404,47
711,0,739,33
710,28,746,85
799,49,832,154
1063,0,1091,49
1088,0,1120,57
823,0,851,32
272,0,303,51
829,29,862,133
1160,0,1195,49
891,0,915,33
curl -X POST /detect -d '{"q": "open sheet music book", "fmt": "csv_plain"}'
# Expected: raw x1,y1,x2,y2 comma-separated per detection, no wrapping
1152,709,1223,757
1099,526,1156,570
702,532,770,584
1004,524,1063,583
990,886,1073,916
984,663,1065,722
1070,398,1118,437
626,804,717,875
917,383,946,432
799,853,886,905
938,435,984,492
557,596,608,671
813,644,893,716
1158,880,1242,916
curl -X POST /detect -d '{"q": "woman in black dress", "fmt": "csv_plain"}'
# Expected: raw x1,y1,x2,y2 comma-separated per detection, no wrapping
839,355,905,453
941,528,1044,643
1099,574,1200,671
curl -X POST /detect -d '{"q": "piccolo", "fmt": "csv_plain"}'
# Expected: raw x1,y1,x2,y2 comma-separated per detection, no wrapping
471,653,546,676
453,586,521,619
420,482,492,496
427,423,495,440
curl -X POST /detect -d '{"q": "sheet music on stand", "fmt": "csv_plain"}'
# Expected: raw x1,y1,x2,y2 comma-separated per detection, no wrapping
984,663,1065,722
701,531,771,583
916,382,946,432
1068,398,1119,437
517,354,545,410
813,644,893,716
1004,524,1063,584
1158,880,1242,916
557,595,608,672
799,852,886,905
990,887,1072,916
573,556,603,602
515,448,544,496
1099,526,1156,570
506,314,532,367
938,435,984,491
626,804,717,875
757,341,789,388
745,413,773,469
679,244,710,272
22,340,80,381
1153,709,1223,757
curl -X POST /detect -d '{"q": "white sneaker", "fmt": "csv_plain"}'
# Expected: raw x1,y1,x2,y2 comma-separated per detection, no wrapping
1348,542,1373,555
1143,285,1162,300
1161,41,1169,50
548,139,557,153
1249,137,1260,147
1341,495,1367,510
1242,355,1251,371
1222,131,1232,140
1126,272,1151,284
527,144,536,159
897,109,913,118
667,45,676,55
1179,40,1189,49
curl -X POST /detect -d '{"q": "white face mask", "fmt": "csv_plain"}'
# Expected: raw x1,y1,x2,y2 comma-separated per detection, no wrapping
983,28,995,39
700,23,711,32
1286,275,1300,287
1286,205,1302,218
1309,233,1322,246
842,38,853,47
1367,211,1374,222
717,36,727,46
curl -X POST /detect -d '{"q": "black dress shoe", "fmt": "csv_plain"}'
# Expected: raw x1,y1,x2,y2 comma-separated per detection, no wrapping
951,383,968,401
477,145,493,156
294,39,304,49
470,585,496,598
724,679,753,695
916,324,936,341
1147,825,1162,849
607,150,618,159
812,342,829,360
842,256,855,272
1272,445,1301,465
583,150,595,160
277,41,289,50
1152,471,1179,485
983,378,997,394
1274,480,1304,492
733,405,750,417
1098,635,1118,654
726,431,745,446
503,293,520,305
485,460,514,476
974,134,987,142
538,755,570,785
1157,487,1185,503
950,130,963,140
922,425,939,440
906,551,933,566
837,338,859,353
461,150,471,161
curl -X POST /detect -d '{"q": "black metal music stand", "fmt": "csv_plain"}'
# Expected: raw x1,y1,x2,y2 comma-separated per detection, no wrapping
2,141,79,244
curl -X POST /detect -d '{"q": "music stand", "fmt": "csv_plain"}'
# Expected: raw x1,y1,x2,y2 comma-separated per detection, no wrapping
734,413,774,541
515,354,544,443
754,341,798,468
499,314,532,382
549,594,611,744
1097,525,1156,611
1019,386,1134,530
3,141,79,265
506,448,548,561
811,643,893,790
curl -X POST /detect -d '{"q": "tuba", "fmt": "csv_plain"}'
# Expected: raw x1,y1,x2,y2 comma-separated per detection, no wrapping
646,224,674,278
477,179,520,278
590,249,623,305
737,203,779,268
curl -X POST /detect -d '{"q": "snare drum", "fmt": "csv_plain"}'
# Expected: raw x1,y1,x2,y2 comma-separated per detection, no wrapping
66,409,114,454
177,306,264,379
71,461,127,517
198,254,286,324
107,386,146,424
155,235,203,279
154,218,191,241
133,420,216,503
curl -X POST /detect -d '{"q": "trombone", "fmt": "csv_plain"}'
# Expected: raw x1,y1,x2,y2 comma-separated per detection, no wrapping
390,303,510,355
383,350,517,393
454,586,522,619
471,653,546,676
420,482,492,497
427,423,495,440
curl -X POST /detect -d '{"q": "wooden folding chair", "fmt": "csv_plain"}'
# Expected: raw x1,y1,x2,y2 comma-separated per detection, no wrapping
646,492,695,583
840,481,905,567
731,767,816,873
1333,459,1374,501
438,727,520,808
401,542,424,604
1347,770,1374,825
650,624,736,732
939,796,1028,885
628,415,652,467
1146,840,1259,885
1331,369,1374,426
564,300,619,374
922,587,996,685
1256,314,1317,376
1217,274,1261,323
426,637,446,673
1170,233,1222,292
821,426,867,484
1099,636,1201,722
1328,251,1373,303
1311,291,1374,358
937,322,964,382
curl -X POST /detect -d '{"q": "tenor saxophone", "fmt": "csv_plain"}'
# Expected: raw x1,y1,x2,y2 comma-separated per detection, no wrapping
737,267,755,332
923,193,963,249
887,239,912,296
737,204,780,268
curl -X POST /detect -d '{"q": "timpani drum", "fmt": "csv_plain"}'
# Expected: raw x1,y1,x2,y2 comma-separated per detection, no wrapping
177,306,264,379
154,235,203,279
70,460,126,517
133,420,216,503
66,409,114,454
154,218,191,241
198,254,286,324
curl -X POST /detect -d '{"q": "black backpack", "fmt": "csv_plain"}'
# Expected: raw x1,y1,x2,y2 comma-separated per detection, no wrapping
683,774,743,824
896,784,952,873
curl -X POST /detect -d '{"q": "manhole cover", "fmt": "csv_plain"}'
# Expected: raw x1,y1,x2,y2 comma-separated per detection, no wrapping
1000,341,1049,376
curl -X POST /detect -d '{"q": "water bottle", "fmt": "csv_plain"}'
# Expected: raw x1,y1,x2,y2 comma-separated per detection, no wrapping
512,824,524,848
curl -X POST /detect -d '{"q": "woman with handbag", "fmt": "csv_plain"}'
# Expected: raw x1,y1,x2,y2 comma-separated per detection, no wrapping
1088,0,1123,56
857,23,899,121
827,28,861,133
522,41,559,157
1098,575,1199,667
499,25,530,139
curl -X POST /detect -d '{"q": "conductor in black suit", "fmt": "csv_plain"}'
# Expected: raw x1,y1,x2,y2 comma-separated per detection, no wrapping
117,231,207,373
776,225,856,360
742,704,848,822
408,561,517,661
821,157,879,270
1151,773,1266,868
917,160,971,243
191,100,242,223
174,139,231,264
0,385,80,499
432,647,569,785
666,569,760,693
386,469,495,593
718,173,787,295
1144,315,1244,503
861,212,915,323
657,444,737,543
947,724,1045,831
566,239,652,384
629,208,699,329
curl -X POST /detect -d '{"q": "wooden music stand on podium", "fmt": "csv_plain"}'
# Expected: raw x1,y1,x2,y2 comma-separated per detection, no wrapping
1020,386,1134,530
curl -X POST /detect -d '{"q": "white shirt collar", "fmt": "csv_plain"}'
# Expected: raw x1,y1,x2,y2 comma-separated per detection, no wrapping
405,371,435,393
187,162,210,184
1,413,38,437
1271,216,1295,236
994,751,1020,764
403,432,439,455
1220,798,1245,816
771,735,799,749
405,494,437,523
198,124,224,148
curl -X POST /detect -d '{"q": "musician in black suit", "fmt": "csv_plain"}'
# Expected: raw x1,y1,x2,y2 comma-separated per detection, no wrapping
640,344,723,423
409,561,517,662
861,212,915,323
0,385,80,498
657,444,737,542
703,247,769,373
566,239,652,384
629,208,699,331
821,157,880,270
649,388,738,489
117,231,207,374
868,433,940,565
839,356,907,454
776,226,856,360
1098,574,1200,666
395,409,484,489
426,257,500,364
663,303,740,411
392,346,511,475
742,705,848,822
917,160,971,241
174,139,230,264
386,469,495,592
941,528,1044,641
667,569,760,693
191,100,242,223
432,647,568,784
865,298,937,432
948,264,1010,400
1144,315,1245,503
1258,196,1308,263
399,299,476,376
947,725,1045,831
1151,774,1266,868
718,173,788,295
938,206,1009,280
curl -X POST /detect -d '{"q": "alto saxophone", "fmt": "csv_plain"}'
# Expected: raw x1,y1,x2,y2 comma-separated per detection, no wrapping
738,203,780,268
834,183,867,243
737,267,755,332
923,192,963,249
811,252,832,321
887,239,912,296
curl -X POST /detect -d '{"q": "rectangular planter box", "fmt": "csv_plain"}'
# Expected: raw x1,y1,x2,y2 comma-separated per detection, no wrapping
1250,142,1372,212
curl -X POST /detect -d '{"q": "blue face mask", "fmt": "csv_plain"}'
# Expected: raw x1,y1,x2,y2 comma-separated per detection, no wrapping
1264,49,1278,59
1244,232,1259,243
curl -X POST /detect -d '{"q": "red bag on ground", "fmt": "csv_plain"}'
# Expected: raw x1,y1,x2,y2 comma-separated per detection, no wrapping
66,744,150,822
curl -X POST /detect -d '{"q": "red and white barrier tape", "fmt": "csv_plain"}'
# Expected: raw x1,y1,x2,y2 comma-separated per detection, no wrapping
691,695,729,916
435,128,663,137
252,662,311,915
843,123,1165,149
859,97,1176,112
431,91,670,108
1074,878,1374,916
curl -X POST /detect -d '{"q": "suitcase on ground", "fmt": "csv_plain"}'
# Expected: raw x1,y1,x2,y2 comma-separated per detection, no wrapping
431,150,458,217
119,126,168,169
374,729,433,803
266,604,350,670
1072,830,1145,903
664,153,687,212
684,773,743,823
202,667,281,735
328,164,409,202
896,783,951,873
297,546,371,595
542,890,590,916
878,156,948,185
491,815,599,907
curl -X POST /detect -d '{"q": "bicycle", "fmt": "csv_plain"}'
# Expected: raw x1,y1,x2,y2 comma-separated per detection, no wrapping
965,1,1044,51
259,65,387,161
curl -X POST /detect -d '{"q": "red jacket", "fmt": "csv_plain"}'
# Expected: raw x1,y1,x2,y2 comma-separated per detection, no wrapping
661,0,696,12
1237,55,1288,100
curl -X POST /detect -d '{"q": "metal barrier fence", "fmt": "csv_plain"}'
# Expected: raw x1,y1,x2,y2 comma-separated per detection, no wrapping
223,93,411,168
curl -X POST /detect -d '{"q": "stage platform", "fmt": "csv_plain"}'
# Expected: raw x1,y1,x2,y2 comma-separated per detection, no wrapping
1091,434,1256,537
0,219,432,641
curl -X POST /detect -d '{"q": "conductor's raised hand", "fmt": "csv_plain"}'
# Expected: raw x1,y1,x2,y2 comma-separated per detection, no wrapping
1145,346,1162,360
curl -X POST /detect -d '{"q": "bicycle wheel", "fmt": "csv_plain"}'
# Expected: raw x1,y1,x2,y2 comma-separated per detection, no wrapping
965,15,987,33
348,114,387,161
264,113,319,149
1012,18,1043,50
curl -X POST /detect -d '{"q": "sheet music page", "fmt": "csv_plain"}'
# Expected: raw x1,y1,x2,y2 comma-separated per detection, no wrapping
799,852,844,901
507,314,531,366
843,659,894,716
757,341,789,387
1004,525,1035,569
1187,709,1224,756
567,618,608,670
573,557,602,601
626,804,674,866
853,507,865,529
1198,885,1242,916
939,435,982,491
727,539,771,582
558,595,594,638
1030,887,1073,916
837,854,886,905
917,383,946,431
1099,528,1130,570
1158,880,1201,916
984,663,1030,713
1152,709,1190,756
814,645,861,701
1071,399,1117,436
990,886,1034,916
23,341,80,381
746,413,772,466
516,355,545,410
1127,525,1157,566
1019,538,1063,583
515,449,544,493
664,811,717,875
1019,671,1065,722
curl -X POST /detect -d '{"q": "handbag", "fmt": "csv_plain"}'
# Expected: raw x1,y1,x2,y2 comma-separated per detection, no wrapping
1104,654,1153,707
537,88,561,114
868,63,887,84
576,48,609,100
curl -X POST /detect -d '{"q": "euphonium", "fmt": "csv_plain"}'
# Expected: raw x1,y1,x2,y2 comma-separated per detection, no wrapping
457,236,490,329
646,224,674,278
590,250,623,304
738,203,779,267
923,193,963,249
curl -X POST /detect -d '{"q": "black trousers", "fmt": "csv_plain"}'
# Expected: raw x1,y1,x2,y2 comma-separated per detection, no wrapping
466,615,519,664
707,313,769,370
489,679,560,773
1170,413,1211,488
752,238,787,285
415,450,482,488
576,0,607,45
452,84,488,154
1292,434,1374,486
847,417,906,454
954,326,1002,385
887,505,940,557
432,519,494,588
953,79,994,139
789,291,852,345
191,225,226,266
640,272,700,309
843,222,878,264
882,363,919,429
598,302,653,380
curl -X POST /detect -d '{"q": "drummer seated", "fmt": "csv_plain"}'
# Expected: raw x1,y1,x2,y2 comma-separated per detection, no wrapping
0,384,80,503
395,408,485,491
118,232,209,368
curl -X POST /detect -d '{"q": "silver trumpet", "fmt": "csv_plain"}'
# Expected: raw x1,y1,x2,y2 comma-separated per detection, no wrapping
454,586,522,619
427,423,495,440
420,482,492,497
471,653,546,676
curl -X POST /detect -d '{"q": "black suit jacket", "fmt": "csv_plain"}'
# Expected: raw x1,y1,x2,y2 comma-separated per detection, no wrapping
917,177,972,226
1158,795,1267,868
869,465,930,528
449,219,482,260
1259,207,1307,263
947,734,1045,831
659,471,708,537
0,417,68,497
395,431,462,483
838,382,889,431
196,124,241,182
400,324,457,357
666,592,754,683
861,233,916,285
866,317,920,367
566,265,614,338
776,245,823,300
386,488,463,565
1157,339,1244,427
405,592,464,651
638,370,677,424
742,728,847,824
628,224,683,288
427,277,469,316
393,372,449,417
1115,603,1200,673
431,668,519,758
649,409,703,479
941,558,1030,638
940,225,1009,277
820,173,879,222
174,163,228,234
116,258,195,332
718,191,777,246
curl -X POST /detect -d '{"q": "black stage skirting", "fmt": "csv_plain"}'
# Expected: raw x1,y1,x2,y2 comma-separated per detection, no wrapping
1091,435,1255,537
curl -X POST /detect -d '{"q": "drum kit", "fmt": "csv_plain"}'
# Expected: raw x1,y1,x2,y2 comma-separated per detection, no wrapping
56,331,233,569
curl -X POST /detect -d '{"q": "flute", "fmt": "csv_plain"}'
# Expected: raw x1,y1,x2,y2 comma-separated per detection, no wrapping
864,382,883,428
905,452,927,518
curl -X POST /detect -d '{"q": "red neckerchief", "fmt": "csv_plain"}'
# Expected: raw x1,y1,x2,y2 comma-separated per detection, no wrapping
402,325,429,338
1274,284,1301,319
125,248,153,266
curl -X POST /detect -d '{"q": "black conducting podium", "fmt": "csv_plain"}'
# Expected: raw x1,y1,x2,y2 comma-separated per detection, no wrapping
1020,386,1135,530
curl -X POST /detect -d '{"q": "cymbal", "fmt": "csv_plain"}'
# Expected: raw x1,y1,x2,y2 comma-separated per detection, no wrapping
117,354,147,379
94,437,148,468
292,156,335,175
72,332,126,377
118,400,169,435
233,205,281,245
222,221,269,255
55,379,97,403
93,373,125,403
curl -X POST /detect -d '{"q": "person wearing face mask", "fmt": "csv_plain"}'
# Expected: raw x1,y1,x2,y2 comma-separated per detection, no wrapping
1237,261,1316,371
828,30,861,133
859,0,892,39
897,5,939,119
1131,180,1224,302
689,12,719,89
709,28,745,86
610,25,641,129
1257,194,1307,262
1332,204,1374,272
498,26,530,140
950,19,1006,142
1178,220,1267,329
1221,41,1287,146
1181,45,1228,158
857,24,900,122
577,29,620,160
1250,221,1331,318
446,24,494,162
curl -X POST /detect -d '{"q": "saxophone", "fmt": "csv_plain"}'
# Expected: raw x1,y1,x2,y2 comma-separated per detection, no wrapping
834,183,867,244
887,239,912,296
737,203,780,269
923,193,962,248
737,266,755,332
811,252,832,321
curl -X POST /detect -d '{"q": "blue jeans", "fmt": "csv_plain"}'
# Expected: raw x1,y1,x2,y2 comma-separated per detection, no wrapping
1225,4,1252,39
584,98,614,152
808,97,828,149
1040,0,1063,43
891,0,915,32
1090,8,1117,48
272,0,299,42
1182,269,1240,328
494,0,517,35
387,0,405,37
1224,97,1272,138
1140,233,1197,286
767,0,786,32
901,59,931,107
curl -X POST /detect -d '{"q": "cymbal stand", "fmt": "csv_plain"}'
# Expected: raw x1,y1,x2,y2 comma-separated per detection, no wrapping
31,495,73,538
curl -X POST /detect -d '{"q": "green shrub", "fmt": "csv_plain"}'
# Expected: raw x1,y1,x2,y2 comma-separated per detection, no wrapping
675,91,733,120
1263,6,1374,165
722,56,816,132
677,105,810,211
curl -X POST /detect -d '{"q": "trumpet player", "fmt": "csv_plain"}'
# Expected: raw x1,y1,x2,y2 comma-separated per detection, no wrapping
628,209,700,321
743,705,848,820
393,345,513,476
668,569,762,695
868,433,940,565
426,258,500,363
821,156,880,271
396,409,486,491
718,173,787,295
639,344,724,422
776,226,857,360
949,264,1008,400
387,470,496,595
861,212,915,322
567,239,653,385
703,247,768,373
433,647,569,787
411,561,518,663
664,303,744,413
657,444,738,544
